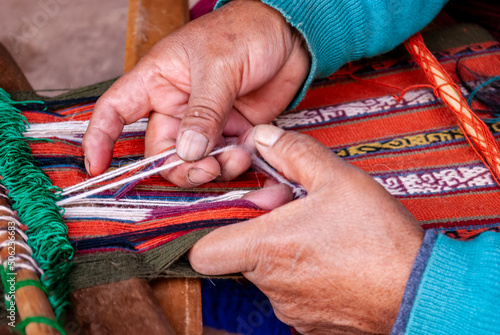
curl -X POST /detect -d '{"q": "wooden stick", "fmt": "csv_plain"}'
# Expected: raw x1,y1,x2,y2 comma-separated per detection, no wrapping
70,279,175,334
0,44,32,92
150,278,203,335
124,0,189,73
0,187,59,335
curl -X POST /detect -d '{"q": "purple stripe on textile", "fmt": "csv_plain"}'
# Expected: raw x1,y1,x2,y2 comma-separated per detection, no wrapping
147,199,260,220
190,0,217,20
96,190,224,198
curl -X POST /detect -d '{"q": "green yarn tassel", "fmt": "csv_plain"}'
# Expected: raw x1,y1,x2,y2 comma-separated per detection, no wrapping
0,88,74,320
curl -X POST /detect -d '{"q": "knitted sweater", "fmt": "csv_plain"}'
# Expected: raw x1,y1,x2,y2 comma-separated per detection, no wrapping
213,1,500,333
215,0,448,107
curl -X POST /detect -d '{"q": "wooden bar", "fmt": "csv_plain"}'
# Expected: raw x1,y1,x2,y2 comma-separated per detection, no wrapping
0,187,58,335
124,0,189,72
150,278,203,335
70,279,175,335
0,44,32,92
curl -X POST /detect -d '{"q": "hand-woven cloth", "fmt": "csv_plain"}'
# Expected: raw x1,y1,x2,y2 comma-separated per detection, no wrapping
0,26,499,335
6,24,500,291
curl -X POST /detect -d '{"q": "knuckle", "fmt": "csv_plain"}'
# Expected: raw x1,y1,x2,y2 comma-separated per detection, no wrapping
185,104,225,128
242,235,262,273
96,95,128,126
278,132,314,157
258,225,302,267
279,133,318,164
277,131,334,187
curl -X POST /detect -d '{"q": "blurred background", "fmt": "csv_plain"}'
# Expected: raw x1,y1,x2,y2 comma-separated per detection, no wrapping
0,0,207,91
0,0,497,91
0,0,128,91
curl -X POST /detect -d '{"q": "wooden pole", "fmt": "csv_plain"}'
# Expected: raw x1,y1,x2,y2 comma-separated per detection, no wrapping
0,44,32,93
70,279,175,334
0,186,59,335
124,0,189,73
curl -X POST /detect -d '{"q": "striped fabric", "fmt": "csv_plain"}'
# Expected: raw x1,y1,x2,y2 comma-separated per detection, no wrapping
14,26,500,290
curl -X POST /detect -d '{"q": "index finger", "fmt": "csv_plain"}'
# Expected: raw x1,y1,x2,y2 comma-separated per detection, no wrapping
83,70,154,176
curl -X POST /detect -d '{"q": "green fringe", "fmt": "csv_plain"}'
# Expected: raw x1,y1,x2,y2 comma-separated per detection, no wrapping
0,88,74,321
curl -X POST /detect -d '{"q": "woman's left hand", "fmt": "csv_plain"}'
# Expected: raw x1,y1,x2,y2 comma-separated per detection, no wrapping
189,125,424,334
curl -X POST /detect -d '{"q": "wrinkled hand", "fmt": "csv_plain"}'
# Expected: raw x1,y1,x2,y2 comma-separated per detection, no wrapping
83,0,309,186
189,125,424,334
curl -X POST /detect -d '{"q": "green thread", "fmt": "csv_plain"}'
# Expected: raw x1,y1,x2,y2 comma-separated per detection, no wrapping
14,316,66,335
0,266,17,314
16,279,49,294
25,137,55,144
0,88,74,320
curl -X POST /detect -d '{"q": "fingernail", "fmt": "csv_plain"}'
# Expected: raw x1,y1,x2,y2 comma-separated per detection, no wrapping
253,125,284,147
177,130,209,161
187,168,216,185
84,156,93,177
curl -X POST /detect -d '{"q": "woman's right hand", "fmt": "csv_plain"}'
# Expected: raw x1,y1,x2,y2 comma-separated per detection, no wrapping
83,0,310,186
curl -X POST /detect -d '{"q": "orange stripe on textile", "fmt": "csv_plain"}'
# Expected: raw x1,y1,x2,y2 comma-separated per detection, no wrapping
113,138,146,157
23,104,94,123
401,191,500,222
405,33,500,185
67,207,268,238
303,107,457,147
30,140,84,157
351,145,484,173
45,169,268,190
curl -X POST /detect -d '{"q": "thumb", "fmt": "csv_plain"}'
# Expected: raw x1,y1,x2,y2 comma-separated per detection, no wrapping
251,125,352,192
188,183,292,275
176,62,238,161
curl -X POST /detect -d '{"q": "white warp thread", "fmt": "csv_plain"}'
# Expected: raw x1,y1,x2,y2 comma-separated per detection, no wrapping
62,147,176,196
0,213,44,279
251,153,306,198
25,119,149,141
58,145,238,206
62,190,251,222
64,190,251,208
58,144,305,208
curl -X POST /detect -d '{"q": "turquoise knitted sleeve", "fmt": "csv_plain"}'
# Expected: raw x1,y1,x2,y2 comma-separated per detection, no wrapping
405,231,500,334
214,0,448,108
